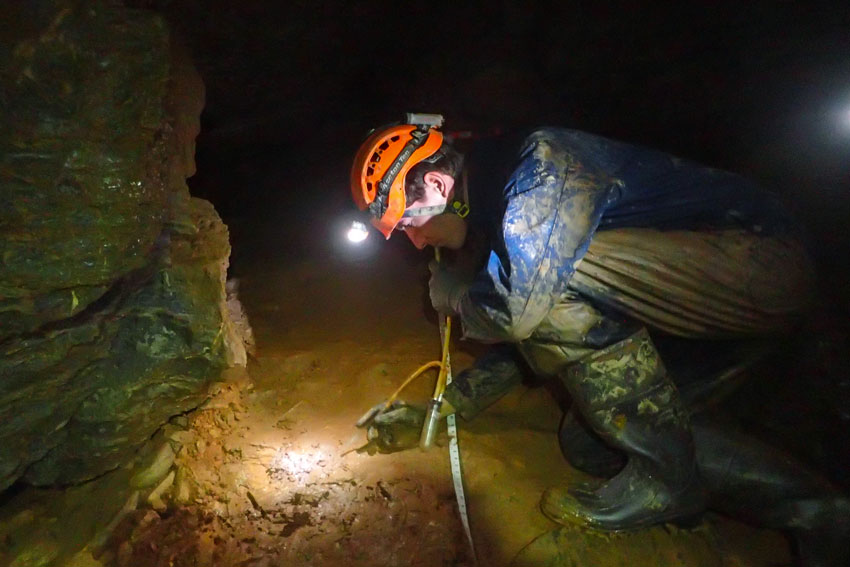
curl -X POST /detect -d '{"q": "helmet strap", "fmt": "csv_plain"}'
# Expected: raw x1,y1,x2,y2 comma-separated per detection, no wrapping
372,126,431,217
402,199,470,219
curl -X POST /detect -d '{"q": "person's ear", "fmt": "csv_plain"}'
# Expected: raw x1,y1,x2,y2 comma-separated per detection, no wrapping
423,171,450,197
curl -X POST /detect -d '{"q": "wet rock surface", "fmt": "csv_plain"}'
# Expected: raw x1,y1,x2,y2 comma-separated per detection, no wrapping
0,0,243,490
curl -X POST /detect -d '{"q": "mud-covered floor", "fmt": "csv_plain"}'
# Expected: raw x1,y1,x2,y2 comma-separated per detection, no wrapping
0,248,793,567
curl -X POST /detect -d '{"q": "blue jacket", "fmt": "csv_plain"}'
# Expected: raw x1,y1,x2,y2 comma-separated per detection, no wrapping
457,128,796,343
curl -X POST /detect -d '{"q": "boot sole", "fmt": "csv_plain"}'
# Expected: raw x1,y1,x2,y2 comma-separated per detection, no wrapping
542,506,705,533
540,488,707,532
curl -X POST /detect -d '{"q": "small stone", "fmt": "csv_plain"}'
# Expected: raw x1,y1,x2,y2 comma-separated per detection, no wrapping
63,547,104,567
130,443,175,488
147,470,175,511
170,415,190,428
159,424,182,440
174,466,197,505
169,430,196,446
89,491,139,551
211,501,227,517
136,510,161,529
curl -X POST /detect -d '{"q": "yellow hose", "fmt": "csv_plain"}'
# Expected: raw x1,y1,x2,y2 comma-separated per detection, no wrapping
384,360,441,408
382,313,452,407
434,315,451,398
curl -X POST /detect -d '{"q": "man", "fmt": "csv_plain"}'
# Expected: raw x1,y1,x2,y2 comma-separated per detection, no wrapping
350,116,848,564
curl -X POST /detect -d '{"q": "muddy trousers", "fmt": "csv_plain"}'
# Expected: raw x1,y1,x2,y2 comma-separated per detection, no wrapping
571,228,814,338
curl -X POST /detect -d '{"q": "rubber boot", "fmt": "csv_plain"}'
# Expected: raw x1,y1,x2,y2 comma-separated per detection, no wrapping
557,336,773,479
541,329,707,530
692,417,850,567
558,409,626,478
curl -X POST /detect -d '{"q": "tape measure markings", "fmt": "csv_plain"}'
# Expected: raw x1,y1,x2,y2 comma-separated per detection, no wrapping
442,333,476,562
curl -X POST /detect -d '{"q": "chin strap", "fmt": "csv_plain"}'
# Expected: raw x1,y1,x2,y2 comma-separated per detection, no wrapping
402,199,470,219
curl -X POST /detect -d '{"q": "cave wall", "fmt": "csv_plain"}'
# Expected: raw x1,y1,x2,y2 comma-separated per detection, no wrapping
0,0,246,490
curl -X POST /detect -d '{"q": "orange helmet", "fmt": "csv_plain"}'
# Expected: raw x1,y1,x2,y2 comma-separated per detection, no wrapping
351,116,444,238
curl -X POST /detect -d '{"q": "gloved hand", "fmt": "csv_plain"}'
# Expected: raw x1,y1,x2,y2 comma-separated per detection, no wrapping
358,402,426,455
428,260,470,315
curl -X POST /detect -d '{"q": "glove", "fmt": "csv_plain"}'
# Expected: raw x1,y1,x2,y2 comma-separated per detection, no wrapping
428,260,470,315
358,402,426,455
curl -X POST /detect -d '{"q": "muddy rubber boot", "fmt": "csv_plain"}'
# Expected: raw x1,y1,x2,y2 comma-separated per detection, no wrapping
692,417,850,567
541,329,707,531
556,337,771,480
558,409,626,478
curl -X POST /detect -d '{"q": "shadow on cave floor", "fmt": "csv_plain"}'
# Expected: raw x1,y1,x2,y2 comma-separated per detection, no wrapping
0,246,793,567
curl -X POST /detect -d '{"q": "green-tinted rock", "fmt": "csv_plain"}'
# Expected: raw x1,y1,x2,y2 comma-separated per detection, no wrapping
0,1,170,318
0,1,243,490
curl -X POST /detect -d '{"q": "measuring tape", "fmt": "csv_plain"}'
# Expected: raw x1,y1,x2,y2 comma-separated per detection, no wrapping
441,320,477,562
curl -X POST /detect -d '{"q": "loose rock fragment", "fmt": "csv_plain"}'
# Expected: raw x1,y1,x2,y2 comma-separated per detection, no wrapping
147,470,176,511
130,443,176,488
173,466,198,505
90,492,139,551
169,430,196,446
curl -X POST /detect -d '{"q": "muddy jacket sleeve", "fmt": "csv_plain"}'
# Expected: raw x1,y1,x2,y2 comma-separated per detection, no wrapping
457,129,620,343
443,344,529,420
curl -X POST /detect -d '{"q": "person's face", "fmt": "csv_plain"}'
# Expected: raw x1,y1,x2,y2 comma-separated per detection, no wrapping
396,171,467,250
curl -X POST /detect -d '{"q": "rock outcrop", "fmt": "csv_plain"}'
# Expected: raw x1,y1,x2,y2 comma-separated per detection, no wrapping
0,0,246,490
